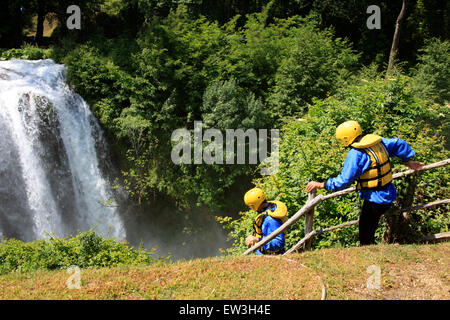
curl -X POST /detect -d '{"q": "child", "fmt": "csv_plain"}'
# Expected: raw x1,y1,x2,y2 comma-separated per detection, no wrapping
244,188,287,255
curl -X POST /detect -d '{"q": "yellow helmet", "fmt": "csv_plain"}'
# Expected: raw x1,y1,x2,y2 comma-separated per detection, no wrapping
335,120,362,146
244,188,266,211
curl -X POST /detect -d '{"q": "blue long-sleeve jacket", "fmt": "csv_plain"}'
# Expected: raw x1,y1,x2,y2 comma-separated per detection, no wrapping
325,138,416,204
255,203,285,255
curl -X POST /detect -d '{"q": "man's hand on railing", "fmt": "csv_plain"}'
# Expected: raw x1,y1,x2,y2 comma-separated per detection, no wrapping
404,160,425,171
305,181,325,192
245,235,260,247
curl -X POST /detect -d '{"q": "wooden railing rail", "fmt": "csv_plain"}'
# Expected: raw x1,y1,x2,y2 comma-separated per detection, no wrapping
285,197,449,255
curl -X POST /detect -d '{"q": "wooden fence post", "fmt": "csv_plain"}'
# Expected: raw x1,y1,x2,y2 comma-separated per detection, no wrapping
304,190,316,251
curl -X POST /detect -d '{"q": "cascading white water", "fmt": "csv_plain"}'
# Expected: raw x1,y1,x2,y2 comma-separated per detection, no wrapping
0,59,125,240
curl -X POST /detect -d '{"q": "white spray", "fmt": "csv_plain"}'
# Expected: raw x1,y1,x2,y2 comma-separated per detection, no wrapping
0,59,125,240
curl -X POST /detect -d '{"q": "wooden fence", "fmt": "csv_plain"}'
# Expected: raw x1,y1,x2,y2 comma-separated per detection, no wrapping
242,158,450,256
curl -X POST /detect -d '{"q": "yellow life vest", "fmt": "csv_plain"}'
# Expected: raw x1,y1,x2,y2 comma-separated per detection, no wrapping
253,200,288,238
351,134,393,190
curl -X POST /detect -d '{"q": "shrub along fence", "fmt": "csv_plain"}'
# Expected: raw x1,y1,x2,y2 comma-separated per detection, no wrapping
242,158,450,256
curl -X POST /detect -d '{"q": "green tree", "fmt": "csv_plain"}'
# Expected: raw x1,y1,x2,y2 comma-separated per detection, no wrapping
412,38,450,104
202,78,267,130
268,21,359,119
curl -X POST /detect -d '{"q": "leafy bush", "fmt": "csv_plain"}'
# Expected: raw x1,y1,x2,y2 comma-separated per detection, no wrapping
267,20,359,119
0,230,162,275
1,45,51,60
411,38,450,104
202,78,267,130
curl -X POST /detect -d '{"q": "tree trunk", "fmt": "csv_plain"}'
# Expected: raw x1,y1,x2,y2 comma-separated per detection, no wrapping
35,0,46,45
387,0,407,76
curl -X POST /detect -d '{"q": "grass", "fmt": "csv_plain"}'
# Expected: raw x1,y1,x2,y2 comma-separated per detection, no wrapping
0,242,448,300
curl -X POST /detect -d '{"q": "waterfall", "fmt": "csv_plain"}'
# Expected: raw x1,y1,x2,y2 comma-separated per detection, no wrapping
0,59,125,241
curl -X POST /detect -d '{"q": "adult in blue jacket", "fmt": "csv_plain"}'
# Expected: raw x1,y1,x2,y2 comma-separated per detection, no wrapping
244,188,287,254
306,121,424,245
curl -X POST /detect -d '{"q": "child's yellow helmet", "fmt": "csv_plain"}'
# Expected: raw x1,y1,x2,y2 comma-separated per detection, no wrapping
335,120,362,146
244,188,266,211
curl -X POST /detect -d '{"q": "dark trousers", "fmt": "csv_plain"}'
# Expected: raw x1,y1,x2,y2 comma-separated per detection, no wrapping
359,200,391,245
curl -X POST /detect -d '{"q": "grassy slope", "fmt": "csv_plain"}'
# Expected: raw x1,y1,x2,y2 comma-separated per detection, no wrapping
0,242,448,300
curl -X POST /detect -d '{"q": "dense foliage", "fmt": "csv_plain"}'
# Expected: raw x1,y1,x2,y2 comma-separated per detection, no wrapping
1,0,448,256
35,8,359,212
0,230,161,274
411,38,450,104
